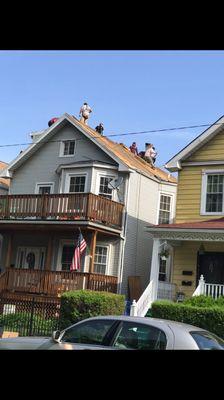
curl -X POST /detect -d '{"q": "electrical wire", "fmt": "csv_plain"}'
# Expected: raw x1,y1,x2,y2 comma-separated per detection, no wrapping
0,121,223,148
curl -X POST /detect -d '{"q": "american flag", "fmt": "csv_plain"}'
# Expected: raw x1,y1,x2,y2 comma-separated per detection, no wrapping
70,232,87,271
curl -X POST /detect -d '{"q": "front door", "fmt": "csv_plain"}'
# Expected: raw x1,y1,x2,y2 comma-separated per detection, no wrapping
16,247,46,270
197,252,224,284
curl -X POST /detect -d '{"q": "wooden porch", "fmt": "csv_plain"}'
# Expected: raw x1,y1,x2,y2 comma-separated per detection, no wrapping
0,268,118,298
0,193,124,229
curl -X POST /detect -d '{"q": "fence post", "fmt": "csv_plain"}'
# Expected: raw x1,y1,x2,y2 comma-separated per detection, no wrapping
28,297,35,336
198,275,205,295
130,299,137,316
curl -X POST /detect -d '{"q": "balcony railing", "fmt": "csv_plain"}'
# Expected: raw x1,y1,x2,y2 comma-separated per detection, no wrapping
0,268,118,296
0,193,124,229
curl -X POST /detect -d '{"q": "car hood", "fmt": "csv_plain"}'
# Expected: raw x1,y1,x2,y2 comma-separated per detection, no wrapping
0,337,53,350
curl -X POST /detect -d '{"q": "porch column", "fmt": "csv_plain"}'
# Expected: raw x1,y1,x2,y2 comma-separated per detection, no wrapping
89,230,97,273
45,236,53,271
150,238,160,302
5,233,13,269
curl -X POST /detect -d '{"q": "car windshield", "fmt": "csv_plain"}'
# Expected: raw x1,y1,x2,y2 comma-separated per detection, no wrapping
190,331,224,350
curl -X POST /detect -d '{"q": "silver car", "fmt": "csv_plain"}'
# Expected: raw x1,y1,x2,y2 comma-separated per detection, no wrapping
0,316,223,350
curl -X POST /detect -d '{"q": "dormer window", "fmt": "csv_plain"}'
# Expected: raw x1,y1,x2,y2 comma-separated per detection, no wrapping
60,140,76,157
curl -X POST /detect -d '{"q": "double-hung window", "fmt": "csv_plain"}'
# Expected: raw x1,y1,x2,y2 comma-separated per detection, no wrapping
99,177,113,200
94,245,108,274
69,176,86,193
60,140,76,156
158,195,172,224
202,171,224,214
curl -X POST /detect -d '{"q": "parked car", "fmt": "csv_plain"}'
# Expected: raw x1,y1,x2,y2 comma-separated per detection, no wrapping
0,316,223,350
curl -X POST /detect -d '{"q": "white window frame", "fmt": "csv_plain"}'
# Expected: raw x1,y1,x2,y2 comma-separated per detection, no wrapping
96,172,116,201
35,182,55,194
201,169,224,215
64,173,88,194
59,140,76,157
157,192,174,224
93,244,110,275
57,239,87,271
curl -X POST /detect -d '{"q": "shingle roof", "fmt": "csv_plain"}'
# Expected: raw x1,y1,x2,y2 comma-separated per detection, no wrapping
154,217,224,230
69,115,177,184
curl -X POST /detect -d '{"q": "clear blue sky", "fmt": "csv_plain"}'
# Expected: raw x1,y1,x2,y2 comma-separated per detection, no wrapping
1,50,224,170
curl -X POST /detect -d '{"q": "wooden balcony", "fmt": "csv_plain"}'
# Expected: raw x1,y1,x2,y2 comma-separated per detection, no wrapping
0,268,118,297
0,193,124,229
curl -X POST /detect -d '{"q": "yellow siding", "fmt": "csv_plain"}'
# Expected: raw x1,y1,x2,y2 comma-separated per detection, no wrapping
175,164,224,223
188,130,224,162
172,241,224,297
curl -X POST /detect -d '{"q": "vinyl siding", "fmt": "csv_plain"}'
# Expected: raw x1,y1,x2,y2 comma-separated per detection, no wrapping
10,124,116,194
187,129,224,162
172,241,224,297
175,165,224,223
122,172,177,295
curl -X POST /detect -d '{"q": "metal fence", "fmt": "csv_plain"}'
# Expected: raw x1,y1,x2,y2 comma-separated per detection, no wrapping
0,295,61,336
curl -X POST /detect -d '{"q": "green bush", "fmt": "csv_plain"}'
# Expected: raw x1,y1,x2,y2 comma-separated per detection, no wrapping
151,300,224,338
0,312,58,336
215,296,224,307
59,290,125,329
183,295,216,307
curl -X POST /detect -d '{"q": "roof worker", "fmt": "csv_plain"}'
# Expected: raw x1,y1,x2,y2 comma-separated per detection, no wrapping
151,145,157,164
95,123,104,135
48,117,59,127
79,102,92,125
129,142,138,155
144,143,157,169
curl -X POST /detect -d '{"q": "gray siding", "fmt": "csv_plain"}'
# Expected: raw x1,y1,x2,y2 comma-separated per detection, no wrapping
121,172,177,296
10,124,116,194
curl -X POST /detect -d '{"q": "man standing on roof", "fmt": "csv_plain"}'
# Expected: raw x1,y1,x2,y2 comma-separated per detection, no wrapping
79,102,92,125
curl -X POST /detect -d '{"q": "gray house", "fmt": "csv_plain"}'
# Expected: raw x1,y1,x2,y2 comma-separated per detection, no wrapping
0,114,177,299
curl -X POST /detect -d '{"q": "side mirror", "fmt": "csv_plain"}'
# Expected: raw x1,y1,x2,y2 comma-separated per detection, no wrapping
52,330,61,342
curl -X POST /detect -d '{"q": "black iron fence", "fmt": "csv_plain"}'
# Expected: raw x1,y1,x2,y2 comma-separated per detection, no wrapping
0,295,61,336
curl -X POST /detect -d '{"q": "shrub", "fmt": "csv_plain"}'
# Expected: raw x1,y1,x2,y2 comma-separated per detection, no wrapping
215,296,224,307
59,290,125,329
151,300,224,338
0,312,58,336
183,295,216,307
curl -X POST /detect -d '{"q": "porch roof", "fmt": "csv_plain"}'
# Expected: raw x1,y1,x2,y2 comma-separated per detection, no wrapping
146,217,224,241
149,217,224,231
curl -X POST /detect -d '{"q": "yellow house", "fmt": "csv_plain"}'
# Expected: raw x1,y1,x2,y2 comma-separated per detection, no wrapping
147,115,224,301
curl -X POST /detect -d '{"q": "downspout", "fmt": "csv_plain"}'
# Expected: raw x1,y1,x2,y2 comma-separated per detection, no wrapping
117,173,130,294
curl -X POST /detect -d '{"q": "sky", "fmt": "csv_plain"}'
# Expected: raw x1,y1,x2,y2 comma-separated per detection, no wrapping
0,50,224,171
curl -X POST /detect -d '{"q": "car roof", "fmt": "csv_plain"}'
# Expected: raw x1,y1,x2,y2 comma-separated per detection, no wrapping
76,315,206,333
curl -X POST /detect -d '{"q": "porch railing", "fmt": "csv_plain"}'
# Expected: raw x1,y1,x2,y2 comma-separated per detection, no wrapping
0,268,118,296
130,280,155,317
193,274,224,299
0,193,124,229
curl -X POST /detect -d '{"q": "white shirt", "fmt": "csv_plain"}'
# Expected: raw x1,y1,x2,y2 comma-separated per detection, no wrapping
145,147,157,158
80,104,92,117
